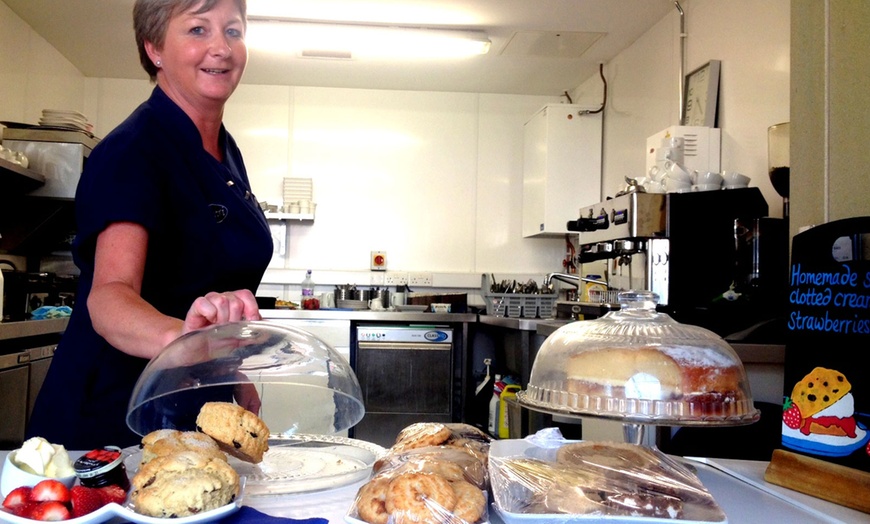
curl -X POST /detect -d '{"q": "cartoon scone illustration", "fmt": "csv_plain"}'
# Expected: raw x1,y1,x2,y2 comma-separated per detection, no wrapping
782,367,869,457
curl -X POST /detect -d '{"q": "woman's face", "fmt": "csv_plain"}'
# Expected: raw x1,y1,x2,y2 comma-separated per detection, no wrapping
149,0,247,110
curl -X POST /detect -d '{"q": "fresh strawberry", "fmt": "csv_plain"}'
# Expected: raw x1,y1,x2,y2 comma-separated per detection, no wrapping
30,480,71,504
10,501,39,517
27,500,71,521
70,486,105,518
97,485,127,505
782,397,802,429
2,486,33,509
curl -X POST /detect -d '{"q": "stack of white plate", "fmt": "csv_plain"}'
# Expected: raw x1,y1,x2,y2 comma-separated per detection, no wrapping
39,109,93,134
336,299,368,310
283,177,313,211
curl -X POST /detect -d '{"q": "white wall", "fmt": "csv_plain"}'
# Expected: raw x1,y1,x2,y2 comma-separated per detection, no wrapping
2,0,791,303
0,1,85,124
573,0,790,216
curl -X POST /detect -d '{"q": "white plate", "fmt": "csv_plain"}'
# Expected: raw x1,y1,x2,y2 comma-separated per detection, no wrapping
336,299,369,310
395,305,429,312
0,480,241,524
229,434,385,496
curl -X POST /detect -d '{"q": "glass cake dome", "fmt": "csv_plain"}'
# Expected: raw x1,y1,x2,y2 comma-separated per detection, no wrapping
126,321,365,437
519,291,759,426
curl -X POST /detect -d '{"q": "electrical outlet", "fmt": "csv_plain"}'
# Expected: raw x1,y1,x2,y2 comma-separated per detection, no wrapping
408,272,433,286
384,272,408,286
370,272,385,286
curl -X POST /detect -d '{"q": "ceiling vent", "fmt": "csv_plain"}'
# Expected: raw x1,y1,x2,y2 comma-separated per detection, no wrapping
500,30,605,58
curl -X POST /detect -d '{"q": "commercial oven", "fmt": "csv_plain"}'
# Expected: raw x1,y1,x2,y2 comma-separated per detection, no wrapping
352,325,454,447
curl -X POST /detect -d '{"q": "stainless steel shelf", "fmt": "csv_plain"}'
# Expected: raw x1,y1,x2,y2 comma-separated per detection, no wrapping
0,318,69,341
0,156,45,192
264,212,315,221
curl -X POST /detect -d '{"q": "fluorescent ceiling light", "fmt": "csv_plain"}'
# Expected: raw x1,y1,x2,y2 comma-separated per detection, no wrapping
247,0,478,26
247,20,491,59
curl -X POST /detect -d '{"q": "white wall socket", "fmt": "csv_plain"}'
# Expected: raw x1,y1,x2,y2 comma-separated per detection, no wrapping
384,272,408,286
408,272,433,286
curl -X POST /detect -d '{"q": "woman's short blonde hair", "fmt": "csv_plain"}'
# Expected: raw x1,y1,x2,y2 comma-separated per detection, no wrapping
134,0,247,81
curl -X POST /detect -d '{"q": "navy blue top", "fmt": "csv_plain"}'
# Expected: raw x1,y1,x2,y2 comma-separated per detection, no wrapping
27,86,272,449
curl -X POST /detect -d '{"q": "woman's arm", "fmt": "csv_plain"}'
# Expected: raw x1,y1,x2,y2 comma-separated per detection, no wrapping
88,221,260,359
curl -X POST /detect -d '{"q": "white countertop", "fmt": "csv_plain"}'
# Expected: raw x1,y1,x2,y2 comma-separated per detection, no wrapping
2,449,865,524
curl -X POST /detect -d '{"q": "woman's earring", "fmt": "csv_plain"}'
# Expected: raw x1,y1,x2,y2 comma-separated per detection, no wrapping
155,60,162,67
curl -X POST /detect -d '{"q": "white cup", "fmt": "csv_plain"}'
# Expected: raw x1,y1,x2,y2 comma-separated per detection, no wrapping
645,180,665,193
661,136,684,150
722,171,751,188
664,160,692,183
656,146,683,163
391,293,406,307
648,163,665,182
695,171,723,187
319,292,335,308
665,180,692,193
692,184,721,192
368,297,384,310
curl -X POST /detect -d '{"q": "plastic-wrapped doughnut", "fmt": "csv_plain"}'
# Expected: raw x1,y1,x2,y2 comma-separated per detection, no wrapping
356,477,391,524
393,423,453,451
449,480,486,523
385,472,457,524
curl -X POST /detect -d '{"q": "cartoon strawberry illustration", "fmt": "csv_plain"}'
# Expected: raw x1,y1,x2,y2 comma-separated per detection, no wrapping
782,397,802,429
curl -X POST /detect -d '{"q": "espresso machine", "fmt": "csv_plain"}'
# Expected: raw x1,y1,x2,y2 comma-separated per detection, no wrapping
565,187,788,341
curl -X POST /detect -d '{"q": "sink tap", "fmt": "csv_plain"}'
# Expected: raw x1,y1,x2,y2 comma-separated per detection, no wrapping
543,272,608,293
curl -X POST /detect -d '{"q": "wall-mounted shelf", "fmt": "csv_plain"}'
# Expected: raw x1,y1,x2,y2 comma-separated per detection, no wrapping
0,156,45,193
265,212,315,221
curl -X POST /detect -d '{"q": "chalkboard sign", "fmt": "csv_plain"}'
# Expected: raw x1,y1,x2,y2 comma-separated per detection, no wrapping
781,217,870,472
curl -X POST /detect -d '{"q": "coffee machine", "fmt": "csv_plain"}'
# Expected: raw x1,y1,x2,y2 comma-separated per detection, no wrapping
566,188,787,340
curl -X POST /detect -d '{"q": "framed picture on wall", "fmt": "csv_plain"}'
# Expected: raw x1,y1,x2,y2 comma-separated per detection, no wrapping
683,60,721,127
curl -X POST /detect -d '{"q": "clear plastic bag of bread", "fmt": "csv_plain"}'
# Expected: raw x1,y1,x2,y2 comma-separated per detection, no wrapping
389,422,491,465
490,434,726,522
349,423,491,524
373,445,488,490
350,470,488,524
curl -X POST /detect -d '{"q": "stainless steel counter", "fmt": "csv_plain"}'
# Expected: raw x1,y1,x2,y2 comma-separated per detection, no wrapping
261,309,477,323
477,315,552,331
0,318,69,342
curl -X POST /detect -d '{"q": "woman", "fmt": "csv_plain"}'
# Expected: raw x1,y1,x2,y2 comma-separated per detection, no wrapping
27,0,272,449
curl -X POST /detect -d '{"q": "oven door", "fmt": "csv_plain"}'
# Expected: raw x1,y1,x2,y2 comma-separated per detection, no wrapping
0,352,29,448
353,340,452,447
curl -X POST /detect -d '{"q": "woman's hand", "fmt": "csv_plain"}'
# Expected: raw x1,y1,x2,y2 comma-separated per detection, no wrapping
234,381,262,415
182,289,262,334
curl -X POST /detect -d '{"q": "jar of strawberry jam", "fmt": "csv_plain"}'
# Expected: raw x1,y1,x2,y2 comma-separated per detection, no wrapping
73,446,130,491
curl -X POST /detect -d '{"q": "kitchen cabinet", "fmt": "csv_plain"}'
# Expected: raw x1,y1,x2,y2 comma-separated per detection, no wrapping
522,104,602,237
0,318,67,448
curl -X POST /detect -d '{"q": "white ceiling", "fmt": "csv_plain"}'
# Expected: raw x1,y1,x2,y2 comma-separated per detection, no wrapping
4,0,676,95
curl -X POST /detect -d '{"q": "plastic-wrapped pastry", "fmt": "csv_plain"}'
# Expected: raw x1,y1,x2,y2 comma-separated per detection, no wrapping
349,422,490,524
490,439,726,522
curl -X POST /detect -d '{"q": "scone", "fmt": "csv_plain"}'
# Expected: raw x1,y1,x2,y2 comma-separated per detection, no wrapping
130,450,239,518
140,429,225,464
195,402,270,463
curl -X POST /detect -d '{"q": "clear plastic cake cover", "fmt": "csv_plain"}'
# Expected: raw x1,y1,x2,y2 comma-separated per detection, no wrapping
126,321,365,437
519,291,759,426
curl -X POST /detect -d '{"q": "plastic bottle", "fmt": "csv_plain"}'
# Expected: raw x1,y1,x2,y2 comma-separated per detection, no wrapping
301,270,315,298
498,385,522,439
585,274,606,302
487,374,502,436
